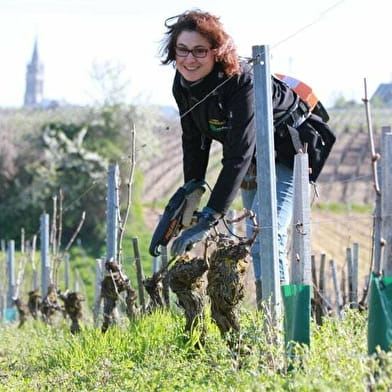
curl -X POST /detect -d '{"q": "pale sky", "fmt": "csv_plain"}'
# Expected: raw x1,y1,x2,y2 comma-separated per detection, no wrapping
0,0,390,109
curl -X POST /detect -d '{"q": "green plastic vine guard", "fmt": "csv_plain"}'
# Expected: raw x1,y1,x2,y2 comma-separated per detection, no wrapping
368,273,392,354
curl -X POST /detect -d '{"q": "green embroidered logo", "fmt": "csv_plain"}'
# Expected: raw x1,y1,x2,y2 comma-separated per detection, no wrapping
209,119,228,132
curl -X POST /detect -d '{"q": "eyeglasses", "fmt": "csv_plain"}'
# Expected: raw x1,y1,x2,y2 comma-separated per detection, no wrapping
175,46,211,58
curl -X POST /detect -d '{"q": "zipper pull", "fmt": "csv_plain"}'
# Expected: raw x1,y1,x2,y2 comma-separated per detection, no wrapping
228,111,233,130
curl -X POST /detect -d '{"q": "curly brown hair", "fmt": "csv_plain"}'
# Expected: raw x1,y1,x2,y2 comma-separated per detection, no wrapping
160,10,240,77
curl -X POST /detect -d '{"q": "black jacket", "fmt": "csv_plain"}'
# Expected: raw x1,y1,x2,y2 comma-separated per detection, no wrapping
172,62,300,215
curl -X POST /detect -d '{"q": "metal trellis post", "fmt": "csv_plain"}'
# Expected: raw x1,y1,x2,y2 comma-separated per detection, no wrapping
346,247,354,307
40,213,51,296
106,163,119,262
381,127,392,274
290,153,312,285
227,209,237,238
252,44,281,318
7,240,15,308
282,153,312,352
351,243,359,309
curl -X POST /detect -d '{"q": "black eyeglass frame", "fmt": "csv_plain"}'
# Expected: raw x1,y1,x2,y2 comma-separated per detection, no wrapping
174,46,212,58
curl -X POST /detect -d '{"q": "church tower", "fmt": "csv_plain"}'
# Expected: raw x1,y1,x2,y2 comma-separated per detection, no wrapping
24,39,44,107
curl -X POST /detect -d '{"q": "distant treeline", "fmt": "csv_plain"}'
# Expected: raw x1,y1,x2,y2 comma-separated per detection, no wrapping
0,104,180,255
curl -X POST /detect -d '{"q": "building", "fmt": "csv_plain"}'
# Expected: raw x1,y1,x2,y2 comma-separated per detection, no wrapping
23,39,67,109
371,83,392,106
24,39,44,107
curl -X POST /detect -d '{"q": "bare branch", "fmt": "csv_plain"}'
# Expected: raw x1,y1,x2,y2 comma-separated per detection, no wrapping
50,194,58,255
117,118,136,261
57,189,64,252
64,211,86,252
362,78,381,195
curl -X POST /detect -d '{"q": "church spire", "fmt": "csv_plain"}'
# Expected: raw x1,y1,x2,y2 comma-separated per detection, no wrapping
31,38,39,64
24,38,44,107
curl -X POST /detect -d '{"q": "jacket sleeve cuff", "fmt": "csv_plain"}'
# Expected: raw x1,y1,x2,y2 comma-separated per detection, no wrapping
202,206,222,220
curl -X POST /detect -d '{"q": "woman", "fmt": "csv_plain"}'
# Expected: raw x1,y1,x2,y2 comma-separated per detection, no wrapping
161,10,297,304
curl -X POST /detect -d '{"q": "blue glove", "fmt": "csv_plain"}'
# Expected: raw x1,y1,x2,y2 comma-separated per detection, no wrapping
171,210,218,257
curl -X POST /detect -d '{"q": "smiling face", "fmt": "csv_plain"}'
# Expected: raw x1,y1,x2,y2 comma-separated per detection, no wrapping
175,30,216,82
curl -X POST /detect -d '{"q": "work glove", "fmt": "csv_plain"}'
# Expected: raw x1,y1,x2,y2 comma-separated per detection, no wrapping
181,182,205,228
171,208,218,257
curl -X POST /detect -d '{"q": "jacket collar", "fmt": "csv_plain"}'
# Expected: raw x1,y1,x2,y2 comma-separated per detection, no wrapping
175,62,226,100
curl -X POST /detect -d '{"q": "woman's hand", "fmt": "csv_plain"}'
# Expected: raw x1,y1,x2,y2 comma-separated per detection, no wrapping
171,213,217,257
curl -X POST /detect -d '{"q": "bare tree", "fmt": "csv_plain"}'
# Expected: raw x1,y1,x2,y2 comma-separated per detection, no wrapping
88,60,131,106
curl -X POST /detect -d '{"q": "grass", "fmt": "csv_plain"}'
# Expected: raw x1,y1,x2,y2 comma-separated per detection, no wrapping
1,174,388,390
1,307,391,391
313,202,373,214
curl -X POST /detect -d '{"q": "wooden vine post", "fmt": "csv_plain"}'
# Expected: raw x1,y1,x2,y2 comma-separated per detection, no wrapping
314,253,326,325
330,259,343,317
132,237,146,310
